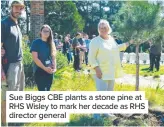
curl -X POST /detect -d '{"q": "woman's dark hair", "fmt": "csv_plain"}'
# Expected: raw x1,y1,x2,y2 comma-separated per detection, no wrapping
40,24,56,60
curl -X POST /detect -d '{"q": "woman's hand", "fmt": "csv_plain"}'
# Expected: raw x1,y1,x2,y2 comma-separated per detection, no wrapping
94,66,102,79
52,68,57,73
51,65,57,73
44,67,53,74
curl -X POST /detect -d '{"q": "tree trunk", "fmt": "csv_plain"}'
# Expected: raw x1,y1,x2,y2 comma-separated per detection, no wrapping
26,13,29,35
136,44,139,91
25,8,29,34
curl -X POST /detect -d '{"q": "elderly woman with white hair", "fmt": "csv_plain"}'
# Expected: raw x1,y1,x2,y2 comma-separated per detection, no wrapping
88,19,132,119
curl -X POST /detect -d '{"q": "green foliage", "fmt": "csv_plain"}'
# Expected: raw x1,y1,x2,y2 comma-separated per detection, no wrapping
113,1,163,91
56,51,68,70
52,65,95,91
22,36,34,86
44,1,85,36
113,1,162,42
75,1,123,36
1,1,9,19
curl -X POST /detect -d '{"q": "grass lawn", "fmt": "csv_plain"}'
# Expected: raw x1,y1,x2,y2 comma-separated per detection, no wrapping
122,64,164,77
24,65,164,126
26,65,164,106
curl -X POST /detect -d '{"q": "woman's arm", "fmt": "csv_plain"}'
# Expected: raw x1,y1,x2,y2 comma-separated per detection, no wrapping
117,41,131,51
88,39,99,68
117,43,127,51
32,52,52,74
52,57,57,72
88,39,102,79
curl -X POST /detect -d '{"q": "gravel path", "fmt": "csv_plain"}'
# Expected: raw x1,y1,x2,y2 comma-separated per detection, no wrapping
83,69,164,89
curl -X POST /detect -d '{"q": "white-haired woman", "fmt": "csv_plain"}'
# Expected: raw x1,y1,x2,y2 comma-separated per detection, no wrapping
88,19,132,119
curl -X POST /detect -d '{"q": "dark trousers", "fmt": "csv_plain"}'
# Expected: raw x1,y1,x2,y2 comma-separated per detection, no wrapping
150,53,161,71
73,53,80,71
85,51,88,65
66,52,72,64
34,68,53,91
149,53,152,68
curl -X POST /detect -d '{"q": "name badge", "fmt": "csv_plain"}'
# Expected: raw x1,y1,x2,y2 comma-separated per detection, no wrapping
45,60,51,65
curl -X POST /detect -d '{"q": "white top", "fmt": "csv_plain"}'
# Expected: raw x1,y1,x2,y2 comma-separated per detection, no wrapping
88,35,127,80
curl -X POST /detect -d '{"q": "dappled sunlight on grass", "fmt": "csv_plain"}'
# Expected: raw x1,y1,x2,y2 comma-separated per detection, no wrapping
122,64,164,77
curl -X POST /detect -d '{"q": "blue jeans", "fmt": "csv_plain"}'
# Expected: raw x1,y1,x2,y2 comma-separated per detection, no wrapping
66,52,72,64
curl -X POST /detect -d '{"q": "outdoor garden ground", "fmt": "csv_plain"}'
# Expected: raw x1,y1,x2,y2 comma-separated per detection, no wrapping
23,64,164,126
1,64,164,126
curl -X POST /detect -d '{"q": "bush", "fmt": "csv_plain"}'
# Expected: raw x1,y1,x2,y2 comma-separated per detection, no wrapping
22,36,34,87
56,51,68,70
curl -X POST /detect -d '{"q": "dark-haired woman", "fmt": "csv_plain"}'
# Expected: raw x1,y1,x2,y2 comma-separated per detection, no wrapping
30,24,57,91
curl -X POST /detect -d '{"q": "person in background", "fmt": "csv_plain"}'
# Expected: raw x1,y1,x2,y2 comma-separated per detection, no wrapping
88,19,132,119
54,33,58,46
63,36,72,64
149,37,162,71
66,34,73,62
84,34,91,65
72,32,82,71
66,34,72,43
30,24,56,91
57,35,63,52
148,39,153,69
78,33,86,68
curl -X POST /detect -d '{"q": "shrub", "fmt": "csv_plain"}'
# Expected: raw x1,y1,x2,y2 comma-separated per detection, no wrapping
22,36,34,87
56,51,68,70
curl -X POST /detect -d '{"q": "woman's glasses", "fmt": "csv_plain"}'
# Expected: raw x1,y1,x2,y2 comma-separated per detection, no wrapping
42,30,50,33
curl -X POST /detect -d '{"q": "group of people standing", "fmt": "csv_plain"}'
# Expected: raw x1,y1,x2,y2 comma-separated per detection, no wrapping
54,32,93,71
2,0,163,125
